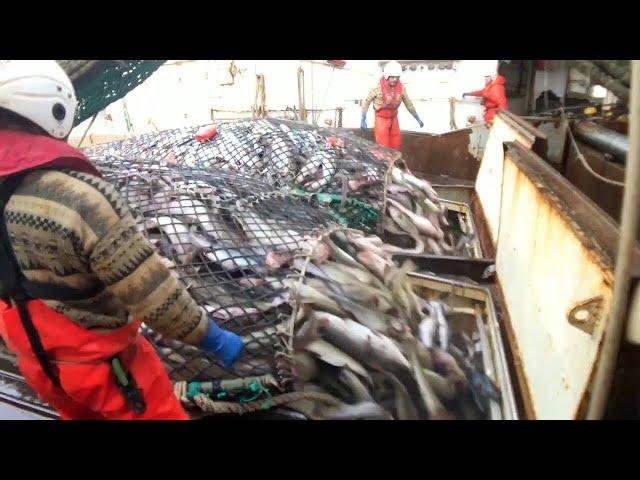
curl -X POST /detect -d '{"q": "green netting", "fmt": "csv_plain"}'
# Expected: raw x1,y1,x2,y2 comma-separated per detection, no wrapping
290,188,381,230
71,60,165,126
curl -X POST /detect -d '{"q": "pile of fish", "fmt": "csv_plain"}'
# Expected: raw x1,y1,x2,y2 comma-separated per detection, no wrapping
179,227,501,420
263,228,501,420
92,157,499,419
381,166,467,256
85,119,473,258
85,119,393,197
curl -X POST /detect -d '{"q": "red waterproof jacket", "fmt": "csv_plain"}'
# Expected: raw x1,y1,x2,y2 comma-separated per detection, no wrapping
469,75,508,122
0,131,188,420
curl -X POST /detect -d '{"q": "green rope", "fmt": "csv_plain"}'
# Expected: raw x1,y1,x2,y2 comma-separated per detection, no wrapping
185,378,274,406
187,381,202,400
238,380,271,404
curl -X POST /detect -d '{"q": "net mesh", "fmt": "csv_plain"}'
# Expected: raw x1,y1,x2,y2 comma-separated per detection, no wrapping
95,158,335,387
68,60,165,126
0,120,487,418
84,118,480,257
83,118,402,232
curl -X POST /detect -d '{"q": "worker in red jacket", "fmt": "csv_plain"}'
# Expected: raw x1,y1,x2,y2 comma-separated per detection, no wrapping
0,61,243,420
463,72,508,124
361,61,424,151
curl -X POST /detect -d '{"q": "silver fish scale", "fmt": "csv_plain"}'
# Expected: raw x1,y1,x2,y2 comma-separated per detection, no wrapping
267,134,295,170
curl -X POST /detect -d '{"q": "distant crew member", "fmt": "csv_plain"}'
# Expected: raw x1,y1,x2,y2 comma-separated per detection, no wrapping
361,61,424,151
463,67,508,124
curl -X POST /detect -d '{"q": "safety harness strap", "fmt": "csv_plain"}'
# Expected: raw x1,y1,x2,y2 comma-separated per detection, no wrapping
0,171,148,414
0,173,62,389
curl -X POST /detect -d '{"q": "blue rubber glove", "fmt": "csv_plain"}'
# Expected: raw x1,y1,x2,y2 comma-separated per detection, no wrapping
360,112,367,130
462,92,470,98
199,319,244,368
413,113,424,129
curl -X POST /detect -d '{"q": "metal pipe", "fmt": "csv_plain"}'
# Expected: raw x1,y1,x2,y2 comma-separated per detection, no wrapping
587,61,640,420
574,120,629,163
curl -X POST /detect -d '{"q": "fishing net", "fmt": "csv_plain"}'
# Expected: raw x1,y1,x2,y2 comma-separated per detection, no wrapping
0,124,486,417
84,118,480,258
62,60,166,126
84,118,401,233
95,157,336,392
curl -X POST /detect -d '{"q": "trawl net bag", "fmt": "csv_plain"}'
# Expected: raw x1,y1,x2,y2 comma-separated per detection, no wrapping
95,157,335,393
85,119,472,257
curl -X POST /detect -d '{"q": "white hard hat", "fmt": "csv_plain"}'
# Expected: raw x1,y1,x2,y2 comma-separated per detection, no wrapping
481,60,499,79
0,60,77,139
383,61,402,79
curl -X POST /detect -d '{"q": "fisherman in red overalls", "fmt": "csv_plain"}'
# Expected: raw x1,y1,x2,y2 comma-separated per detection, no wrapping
361,61,424,151
0,61,243,420
463,68,508,125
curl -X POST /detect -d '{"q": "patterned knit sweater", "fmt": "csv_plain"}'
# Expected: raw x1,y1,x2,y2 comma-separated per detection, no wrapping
361,84,418,116
3,169,208,345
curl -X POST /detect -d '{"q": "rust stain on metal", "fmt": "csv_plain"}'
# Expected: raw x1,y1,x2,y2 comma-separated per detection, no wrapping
341,127,484,182
577,298,640,419
506,165,610,418
505,142,640,281
496,110,549,161
574,346,601,419
471,193,497,259
400,129,479,181
502,142,637,418
471,193,534,418
489,279,537,419
567,296,604,335
498,110,548,143
565,140,625,222
476,145,618,418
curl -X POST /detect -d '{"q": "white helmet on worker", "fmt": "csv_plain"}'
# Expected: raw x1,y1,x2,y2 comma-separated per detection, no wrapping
0,60,77,139
383,61,402,79
485,61,499,81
